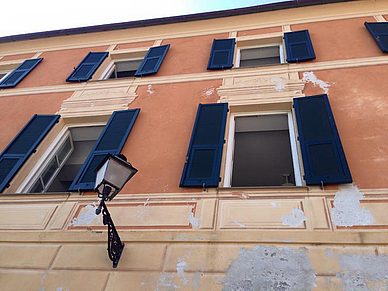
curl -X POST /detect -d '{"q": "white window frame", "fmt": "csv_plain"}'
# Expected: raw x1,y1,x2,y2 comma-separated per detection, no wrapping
223,110,302,187
235,43,285,68
0,70,12,82
99,57,144,80
16,122,106,193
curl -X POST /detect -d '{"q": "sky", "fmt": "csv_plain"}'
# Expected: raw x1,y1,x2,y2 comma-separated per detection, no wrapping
0,0,285,38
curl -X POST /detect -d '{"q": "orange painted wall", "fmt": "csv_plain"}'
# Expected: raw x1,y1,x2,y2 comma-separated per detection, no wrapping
1,53,37,62
238,26,282,37
119,80,222,194
115,41,155,50
0,92,72,153
157,33,228,76
292,17,382,63
301,66,388,189
15,46,109,89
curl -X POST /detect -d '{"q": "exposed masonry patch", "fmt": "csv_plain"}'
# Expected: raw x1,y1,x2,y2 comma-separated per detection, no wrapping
281,208,306,228
302,71,331,94
330,184,374,227
271,202,279,208
223,245,316,291
69,203,101,227
271,78,286,92
327,249,388,291
188,212,201,228
176,258,189,286
147,84,155,95
155,273,180,290
231,216,245,228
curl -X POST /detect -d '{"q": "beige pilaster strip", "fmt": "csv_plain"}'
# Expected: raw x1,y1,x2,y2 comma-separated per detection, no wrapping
229,31,237,38
32,52,43,58
154,39,163,46
374,15,386,22
282,25,291,32
106,44,117,51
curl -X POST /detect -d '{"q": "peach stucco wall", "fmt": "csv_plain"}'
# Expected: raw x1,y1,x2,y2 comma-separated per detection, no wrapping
0,92,72,153
14,46,109,89
1,53,37,62
119,80,222,194
115,41,155,50
237,26,282,37
292,17,382,63
301,65,388,189
158,33,228,76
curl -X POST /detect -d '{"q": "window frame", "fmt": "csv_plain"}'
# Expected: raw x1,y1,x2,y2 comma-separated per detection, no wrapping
16,122,106,193
223,110,302,188
235,43,285,68
100,57,144,80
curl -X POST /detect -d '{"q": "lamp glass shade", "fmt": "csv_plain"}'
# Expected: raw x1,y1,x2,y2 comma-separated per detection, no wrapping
94,154,138,195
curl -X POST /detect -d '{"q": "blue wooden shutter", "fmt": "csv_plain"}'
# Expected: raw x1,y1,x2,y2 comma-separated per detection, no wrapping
364,22,388,53
207,39,235,70
180,103,228,187
66,52,108,82
0,114,60,193
0,58,43,88
284,30,316,62
69,109,140,191
134,45,170,77
294,94,352,185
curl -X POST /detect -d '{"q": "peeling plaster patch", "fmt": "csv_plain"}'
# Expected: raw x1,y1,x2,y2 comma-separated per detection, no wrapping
188,212,201,228
302,71,331,94
231,216,245,228
69,203,101,227
40,214,45,218
190,272,202,291
328,251,388,291
223,245,316,290
156,273,180,290
147,84,155,95
133,205,151,219
330,184,374,227
270,202,279,208
271,78,286,92
281,208,306,227
176,258,189,286
202,87,215,99
54,288,69,291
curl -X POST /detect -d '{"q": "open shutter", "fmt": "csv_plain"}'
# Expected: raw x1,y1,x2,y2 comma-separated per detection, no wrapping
0,114,60,193
207,39,235,70
364,22,388,53
134,45,170,77
0,58,43,88
180,103,228,187
294,94,352,185
69,109,140,191
284,30,315,62
66,52,108,82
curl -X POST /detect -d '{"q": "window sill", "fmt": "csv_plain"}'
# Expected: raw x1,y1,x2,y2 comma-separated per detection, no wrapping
218,185,308,191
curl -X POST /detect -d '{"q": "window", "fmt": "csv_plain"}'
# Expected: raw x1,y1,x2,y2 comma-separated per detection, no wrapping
236,44,285,68
105,59,143,79
224,111,302,187
0,58,43,88
29,126,104,193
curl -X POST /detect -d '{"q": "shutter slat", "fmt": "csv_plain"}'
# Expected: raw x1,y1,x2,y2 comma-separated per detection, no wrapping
134,45,170,77
0,58,43,88
66,52,108,82
293,94,352,185
180,103,228,187
68,109,140,191
284,30,315,62
207,39,235,70
364,22,388,53
0,114,60,193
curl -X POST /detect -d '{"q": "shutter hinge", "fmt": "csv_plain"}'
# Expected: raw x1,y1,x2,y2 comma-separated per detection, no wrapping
224,139,226,144
227,108,229,112
297,136,299,141
320,181,324,190
219,177,222,182
303,175,305,180
185,156,188,162
202,183,206,192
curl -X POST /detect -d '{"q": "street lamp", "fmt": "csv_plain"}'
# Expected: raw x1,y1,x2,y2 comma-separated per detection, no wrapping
94,153,138,268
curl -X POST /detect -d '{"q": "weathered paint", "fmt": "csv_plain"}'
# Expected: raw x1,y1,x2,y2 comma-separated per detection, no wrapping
302,71,330,94
237,26,282,37
115,40,155,50
188,212,201,228
281,208,307,228
69,203,101,227
330,184,374,227
223,245,316,290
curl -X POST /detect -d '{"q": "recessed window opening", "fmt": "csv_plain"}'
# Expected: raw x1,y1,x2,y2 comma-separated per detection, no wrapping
30,126,104,193
225,112,301,187
108,59,143,79
237,45,284,68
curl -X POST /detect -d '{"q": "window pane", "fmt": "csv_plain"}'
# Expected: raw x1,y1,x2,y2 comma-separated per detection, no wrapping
42,158,59,186
30,179,43,193
240,46,281,68
58,138,72,164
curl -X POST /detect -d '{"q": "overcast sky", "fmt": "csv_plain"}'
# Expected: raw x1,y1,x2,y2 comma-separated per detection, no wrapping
0,0,285,38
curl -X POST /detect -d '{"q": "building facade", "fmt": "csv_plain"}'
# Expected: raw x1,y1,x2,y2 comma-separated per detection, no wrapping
1,0,388,290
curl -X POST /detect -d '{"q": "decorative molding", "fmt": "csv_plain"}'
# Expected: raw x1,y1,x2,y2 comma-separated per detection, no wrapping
373,15,386,22
229,31,237,38
282,25,291,32
153,39,163,46
58,85,138,118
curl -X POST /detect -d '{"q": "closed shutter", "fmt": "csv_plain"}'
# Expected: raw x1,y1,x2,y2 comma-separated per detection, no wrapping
0,114,60,193
0,58,43,88
284,30,316,62
207,39,235,70
180,103,228,187
364,22,388,53
69,109,140,191
134,45,170,77
66,52,108,82
293,94,352,185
